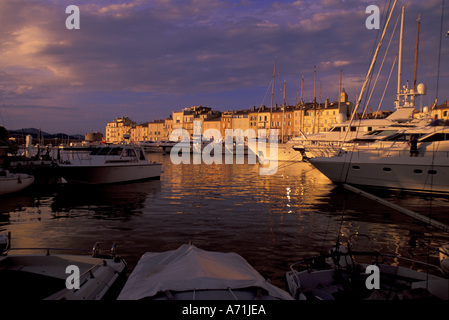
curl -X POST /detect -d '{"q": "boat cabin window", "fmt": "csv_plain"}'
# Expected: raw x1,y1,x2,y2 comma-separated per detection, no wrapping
420,133,448,143
366,130,398,136
350,126,357,132
384,133,411,142
123,148,136,157
139,150,146,160
108,147,123,156
90,147,112,155
90,148,102,155
330,126,342,132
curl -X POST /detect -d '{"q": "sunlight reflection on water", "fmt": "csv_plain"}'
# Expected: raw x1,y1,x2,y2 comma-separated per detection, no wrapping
1,153,449,288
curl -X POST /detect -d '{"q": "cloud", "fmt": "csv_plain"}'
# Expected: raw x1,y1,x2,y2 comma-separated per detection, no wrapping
0,0,447,134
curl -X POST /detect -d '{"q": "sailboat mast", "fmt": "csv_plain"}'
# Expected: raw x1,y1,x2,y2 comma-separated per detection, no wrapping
269,57,276,137
397,5,405,105
282,80,286,143
413,14,420,105
339,69,342,111
345,0,397,139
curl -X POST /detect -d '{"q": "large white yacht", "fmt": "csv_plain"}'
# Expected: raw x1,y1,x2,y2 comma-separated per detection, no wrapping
309,124,449,193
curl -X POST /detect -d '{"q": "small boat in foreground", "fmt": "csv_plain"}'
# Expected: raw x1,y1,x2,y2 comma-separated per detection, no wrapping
0,232,127,300
58,145,162,184
118,243,293,300
0,169,34,195
286,234,449,300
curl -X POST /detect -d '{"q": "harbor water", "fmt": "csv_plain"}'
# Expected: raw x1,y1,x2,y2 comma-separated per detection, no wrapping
1,152,449,290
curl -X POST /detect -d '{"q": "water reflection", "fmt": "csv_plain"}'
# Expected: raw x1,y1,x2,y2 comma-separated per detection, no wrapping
1,153,448,290
51,180,162,220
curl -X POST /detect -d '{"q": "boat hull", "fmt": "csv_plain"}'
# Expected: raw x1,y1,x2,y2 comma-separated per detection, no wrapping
59,163,162,185
309,153,449,193
247,142,303,162
0,173,34,195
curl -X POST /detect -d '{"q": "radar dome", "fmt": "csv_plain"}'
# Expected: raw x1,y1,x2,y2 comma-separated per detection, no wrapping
417,83,427,95
336,113,347,123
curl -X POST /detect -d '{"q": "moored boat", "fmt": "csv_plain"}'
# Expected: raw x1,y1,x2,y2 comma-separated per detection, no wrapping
118,242,293,300
308,125,449,193
286,234,449,300
57,145,162,184
0,169,34,196
0,232,127,300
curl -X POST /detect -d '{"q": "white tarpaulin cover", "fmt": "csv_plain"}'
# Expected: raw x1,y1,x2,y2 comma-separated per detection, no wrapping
118,244,293,300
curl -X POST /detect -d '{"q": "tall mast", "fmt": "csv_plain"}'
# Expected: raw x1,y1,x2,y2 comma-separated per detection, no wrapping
339,69,342,111
397,5,405,105
413,14,420,105
313,65,317,104
282,80,286,143
313,66,317,133
270,57,276,135
345,0,397,139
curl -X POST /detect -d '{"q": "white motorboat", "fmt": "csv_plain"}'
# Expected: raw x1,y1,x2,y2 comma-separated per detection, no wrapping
297,117,430,159
58,145,162,184
247,140,303,163
286,234,449,300
138,140,165,153
0,169,34,196
0,232,127,300
309,125,449,193
118,243,293,300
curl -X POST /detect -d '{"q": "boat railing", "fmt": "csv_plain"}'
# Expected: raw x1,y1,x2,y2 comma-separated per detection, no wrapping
1,232,118,258
58,150,92,164
289,250,447,285
335,148,449,159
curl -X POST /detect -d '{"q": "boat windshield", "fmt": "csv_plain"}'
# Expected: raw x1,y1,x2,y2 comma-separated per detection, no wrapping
90,147,123,156
109,147,123,156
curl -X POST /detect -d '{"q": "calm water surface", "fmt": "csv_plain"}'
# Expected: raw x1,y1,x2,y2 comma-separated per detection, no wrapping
1,152,449,289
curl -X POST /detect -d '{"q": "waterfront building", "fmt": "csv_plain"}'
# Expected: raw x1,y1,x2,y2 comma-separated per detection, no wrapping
85,131,103,142
105,117,136,144
163,116,173,140
231,109,251,135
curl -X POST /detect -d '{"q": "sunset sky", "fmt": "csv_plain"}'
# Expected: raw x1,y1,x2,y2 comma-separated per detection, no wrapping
0,0,448,135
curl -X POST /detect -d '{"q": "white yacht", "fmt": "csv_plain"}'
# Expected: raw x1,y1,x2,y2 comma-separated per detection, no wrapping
58,145,162,184
137,140,164,153
309,125,449,193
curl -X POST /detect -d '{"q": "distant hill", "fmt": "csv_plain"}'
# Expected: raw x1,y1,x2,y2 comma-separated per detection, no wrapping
8,128,84,140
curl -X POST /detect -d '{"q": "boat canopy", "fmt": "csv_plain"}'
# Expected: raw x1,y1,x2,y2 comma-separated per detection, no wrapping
118,244,293,300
